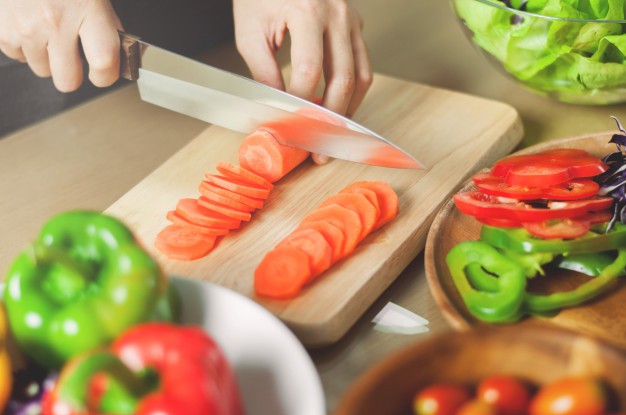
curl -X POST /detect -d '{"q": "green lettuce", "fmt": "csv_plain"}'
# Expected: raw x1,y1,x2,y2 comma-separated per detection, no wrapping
454,0,626,103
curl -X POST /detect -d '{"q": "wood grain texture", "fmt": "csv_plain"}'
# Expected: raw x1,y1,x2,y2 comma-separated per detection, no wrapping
106,73,523,346
425,132,626,349
334,325,626,415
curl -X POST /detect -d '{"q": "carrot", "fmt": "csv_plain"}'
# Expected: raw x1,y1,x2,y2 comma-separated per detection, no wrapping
254,246,312,299
197,185,256,213
204,174,271,200
341,187,381,219
238,130,310,183
301,204,363,258
296,220,346,263
155,225,217,261
318,192,378,240
277,228,333,278
199,181,264,210
175,198,241,229
341,181,398,230
216,161,273,190
198,196,252,222
166,211,230,236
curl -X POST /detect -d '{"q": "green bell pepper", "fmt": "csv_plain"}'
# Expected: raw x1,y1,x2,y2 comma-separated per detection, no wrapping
4,211,168,369
480,222,626,254
557,251,620,277
446,241,527,323
525,249,626,312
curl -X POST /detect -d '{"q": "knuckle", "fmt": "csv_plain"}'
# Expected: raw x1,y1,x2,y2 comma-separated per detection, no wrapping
331,0,350,22
294,0,323,18
331,72,356,94
358,69,373,89
17,23,36,39
88,49,118,72
292,61,322,84
41,5,63,32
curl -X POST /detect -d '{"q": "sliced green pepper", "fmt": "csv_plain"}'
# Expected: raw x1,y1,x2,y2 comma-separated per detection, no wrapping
446,241,526,323
524,249,626,312
480,222,626,254
4,211,168,369
557,251,620,277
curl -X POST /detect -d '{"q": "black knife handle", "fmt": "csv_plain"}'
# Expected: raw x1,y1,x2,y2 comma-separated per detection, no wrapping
119,32,141,81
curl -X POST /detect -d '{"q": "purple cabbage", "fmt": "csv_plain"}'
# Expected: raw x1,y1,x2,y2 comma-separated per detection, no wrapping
595,116,626,231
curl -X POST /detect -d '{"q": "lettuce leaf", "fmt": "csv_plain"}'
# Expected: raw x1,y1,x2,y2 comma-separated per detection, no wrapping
454,0,626,102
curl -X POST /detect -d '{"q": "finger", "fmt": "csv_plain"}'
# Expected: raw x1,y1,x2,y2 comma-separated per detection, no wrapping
48,34,84,92
0,44,26,62
345,25,373,118
311,153,330,165
288,16,324,100
21,37,52,78
78,6,120,87
236,29,285,90
321,22,355,115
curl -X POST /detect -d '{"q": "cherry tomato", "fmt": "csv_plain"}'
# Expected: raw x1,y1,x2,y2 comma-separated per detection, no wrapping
456,399,497,415
453,191,613,222
472,173,600,201
529,377,606,415
413,383,471,415
476,375,530,415
491,149,608,187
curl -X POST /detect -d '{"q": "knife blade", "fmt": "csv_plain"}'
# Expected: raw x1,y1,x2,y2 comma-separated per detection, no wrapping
119,33,424,169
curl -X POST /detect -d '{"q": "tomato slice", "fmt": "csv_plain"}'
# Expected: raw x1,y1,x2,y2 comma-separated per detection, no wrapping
491,149,608,187
523,218,591,239
476,216,523,228
453,191,613,222
472,173,600,201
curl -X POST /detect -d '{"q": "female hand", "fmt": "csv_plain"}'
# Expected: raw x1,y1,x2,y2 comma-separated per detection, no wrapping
0,0,122,92
233,0,373,164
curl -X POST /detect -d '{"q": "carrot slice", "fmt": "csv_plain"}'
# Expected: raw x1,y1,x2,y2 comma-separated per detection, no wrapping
254,247,312,299
175,198,241,229
199,181,264,210
238,130,310,183
318,193,378,240
341,187,381,220
341,181,398,230
204,174,271,200
198,196,252,222
216,161,273,190
197,185,256,213
277,228,333,279
296,220,346,263
155,225,217,261
166,211,231,236
301,204,362,258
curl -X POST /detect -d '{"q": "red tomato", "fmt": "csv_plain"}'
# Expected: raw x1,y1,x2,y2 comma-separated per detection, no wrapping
522,218,591,239
413,384,471,415
491,149,608,187
453,191,613,222
456,400,497,415
476,216,523,228
476,375,530,415
472,173,600,201
529,377,606,415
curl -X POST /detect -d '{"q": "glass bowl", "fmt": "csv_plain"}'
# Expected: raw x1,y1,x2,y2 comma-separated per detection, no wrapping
452,0,626,104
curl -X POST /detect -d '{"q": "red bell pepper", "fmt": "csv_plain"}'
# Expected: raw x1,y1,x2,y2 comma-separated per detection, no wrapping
43,323,244,415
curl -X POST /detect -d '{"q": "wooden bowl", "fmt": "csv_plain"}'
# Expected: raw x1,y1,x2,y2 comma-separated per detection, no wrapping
334,325,626,415
424,132,626,350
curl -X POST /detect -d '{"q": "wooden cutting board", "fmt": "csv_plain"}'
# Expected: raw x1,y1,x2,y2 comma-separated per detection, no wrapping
106,73,523,347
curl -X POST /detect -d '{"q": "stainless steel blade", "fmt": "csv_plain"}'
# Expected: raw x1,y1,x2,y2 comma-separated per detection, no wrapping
130,36,424,169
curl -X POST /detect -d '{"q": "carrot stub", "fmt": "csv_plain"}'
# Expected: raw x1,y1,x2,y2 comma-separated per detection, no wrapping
155,225,217,261
238,130,310,184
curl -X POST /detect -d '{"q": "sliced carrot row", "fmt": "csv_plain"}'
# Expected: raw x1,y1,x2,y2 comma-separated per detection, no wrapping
155,162,273,261
254,181,399,299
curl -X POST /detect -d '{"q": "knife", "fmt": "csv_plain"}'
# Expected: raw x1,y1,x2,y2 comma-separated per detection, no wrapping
118,32,424,169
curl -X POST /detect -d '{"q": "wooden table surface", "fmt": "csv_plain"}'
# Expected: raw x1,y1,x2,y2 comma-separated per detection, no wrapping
1,0,625,412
